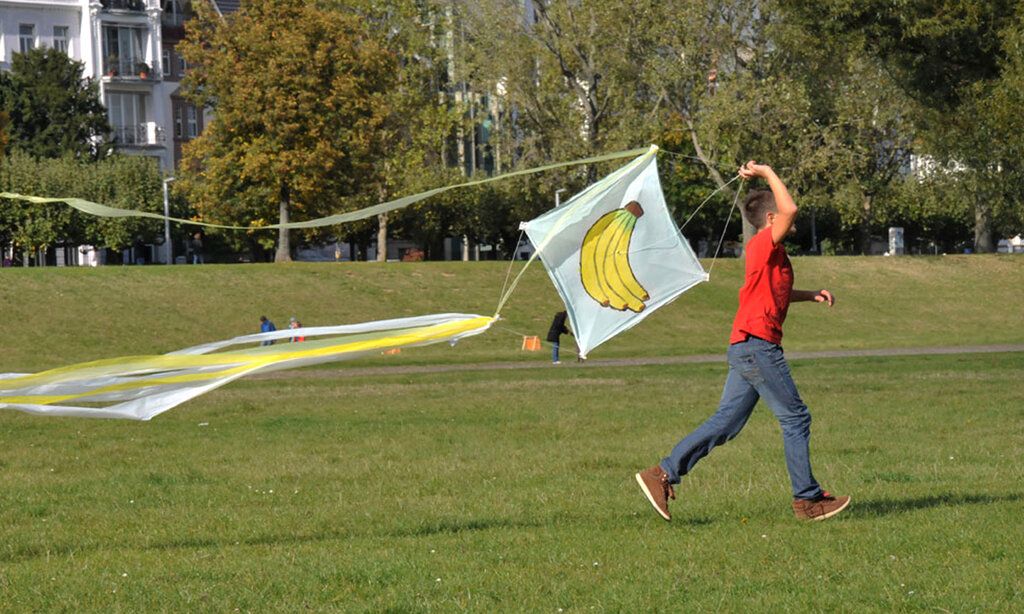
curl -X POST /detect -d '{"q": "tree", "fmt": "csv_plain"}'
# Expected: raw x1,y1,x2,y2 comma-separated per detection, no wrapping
1,152,163,265
177,0,397,261
0,48,110,159
0,110,9,162
464,1,655,179
327,0,466,261
788,0,1022,252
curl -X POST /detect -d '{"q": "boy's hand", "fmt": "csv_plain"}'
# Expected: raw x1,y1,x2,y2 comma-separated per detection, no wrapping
738,160,775,180
814,289,835,307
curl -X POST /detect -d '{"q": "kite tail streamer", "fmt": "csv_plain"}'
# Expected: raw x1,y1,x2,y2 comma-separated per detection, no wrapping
0,314,494,420
0,148,647,231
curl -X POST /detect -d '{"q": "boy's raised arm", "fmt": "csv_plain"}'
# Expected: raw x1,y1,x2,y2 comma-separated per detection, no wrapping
738,161,797,245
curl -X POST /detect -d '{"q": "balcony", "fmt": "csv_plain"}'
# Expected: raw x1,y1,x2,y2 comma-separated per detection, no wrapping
104,58,156,80
113,123,165,147
102,0,148,12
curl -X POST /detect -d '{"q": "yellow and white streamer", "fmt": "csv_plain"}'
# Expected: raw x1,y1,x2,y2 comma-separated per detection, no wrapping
0,314,493,420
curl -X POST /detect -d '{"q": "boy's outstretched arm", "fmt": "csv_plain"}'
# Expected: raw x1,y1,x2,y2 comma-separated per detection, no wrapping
791,288,835,306
738,160,797,244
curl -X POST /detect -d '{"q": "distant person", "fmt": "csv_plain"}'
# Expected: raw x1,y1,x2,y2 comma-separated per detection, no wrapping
289,316,305,342
259,315,276,346
133,237,147,265
191,232,204,264
546,310,571,365
635,160,849,523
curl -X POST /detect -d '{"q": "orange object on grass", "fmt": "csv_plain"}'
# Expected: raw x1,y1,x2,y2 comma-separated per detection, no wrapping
521,336,542,351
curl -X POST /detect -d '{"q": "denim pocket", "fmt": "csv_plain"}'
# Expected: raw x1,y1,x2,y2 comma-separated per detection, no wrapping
730,349,764,385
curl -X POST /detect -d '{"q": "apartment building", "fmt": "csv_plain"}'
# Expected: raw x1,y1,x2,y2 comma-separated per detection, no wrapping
1,0,237,171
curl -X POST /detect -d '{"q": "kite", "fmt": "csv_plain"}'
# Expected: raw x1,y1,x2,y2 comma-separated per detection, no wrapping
0,145,729,420
519,146,708,358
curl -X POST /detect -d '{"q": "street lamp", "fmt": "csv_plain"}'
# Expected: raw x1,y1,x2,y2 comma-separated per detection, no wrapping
555,188,567,208
163,176,175,264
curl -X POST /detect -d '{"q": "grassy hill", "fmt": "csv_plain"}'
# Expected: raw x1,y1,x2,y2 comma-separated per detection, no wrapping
1,255,1022,610
0,254,1022,372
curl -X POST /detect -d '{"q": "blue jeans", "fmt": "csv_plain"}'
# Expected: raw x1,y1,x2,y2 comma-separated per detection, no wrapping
551,342,560,363
659,337,823,499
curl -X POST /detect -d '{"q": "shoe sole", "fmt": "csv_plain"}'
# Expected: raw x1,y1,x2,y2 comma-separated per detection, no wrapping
635,473,671,521
808,496,852,521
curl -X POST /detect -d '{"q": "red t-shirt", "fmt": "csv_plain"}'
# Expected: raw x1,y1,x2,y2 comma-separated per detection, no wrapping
729,227,793,345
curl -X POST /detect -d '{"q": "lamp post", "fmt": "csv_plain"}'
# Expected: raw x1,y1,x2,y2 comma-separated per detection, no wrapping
163,176,175,264
555,188,567,208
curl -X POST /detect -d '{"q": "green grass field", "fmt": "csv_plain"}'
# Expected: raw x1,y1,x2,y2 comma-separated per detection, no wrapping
1,256,1023,610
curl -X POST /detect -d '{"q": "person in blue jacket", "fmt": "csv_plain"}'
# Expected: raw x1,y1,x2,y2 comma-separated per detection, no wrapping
259,315,277,346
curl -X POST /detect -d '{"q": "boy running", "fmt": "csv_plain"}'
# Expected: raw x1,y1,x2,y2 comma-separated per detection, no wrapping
635,161,850,522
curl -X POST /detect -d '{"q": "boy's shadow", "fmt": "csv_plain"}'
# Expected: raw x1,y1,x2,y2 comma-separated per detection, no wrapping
852,492,1022,518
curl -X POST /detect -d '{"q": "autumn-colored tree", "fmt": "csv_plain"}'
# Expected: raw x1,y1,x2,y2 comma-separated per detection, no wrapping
177,0,396,261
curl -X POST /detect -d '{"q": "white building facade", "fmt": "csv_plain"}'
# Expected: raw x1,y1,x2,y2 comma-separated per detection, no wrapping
1,0,177,170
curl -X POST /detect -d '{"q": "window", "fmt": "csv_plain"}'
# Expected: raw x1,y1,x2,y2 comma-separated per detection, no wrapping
186,106,198,138
162,49,171,76
177,55,186,75
102,25,145,75
174,104,183,138
53,26,69,55
162,0,186,25
19,24,36,54
108,92,147,144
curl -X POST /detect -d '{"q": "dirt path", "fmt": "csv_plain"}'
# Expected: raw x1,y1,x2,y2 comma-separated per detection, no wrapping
255,343,1024,380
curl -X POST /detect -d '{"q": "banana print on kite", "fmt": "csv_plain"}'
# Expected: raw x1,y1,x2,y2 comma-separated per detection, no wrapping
580,201,650,313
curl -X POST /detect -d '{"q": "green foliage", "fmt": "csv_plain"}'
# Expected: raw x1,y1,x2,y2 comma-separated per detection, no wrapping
0,152,163,256
465,1,655,167
176,0,398,259
0,48,110,160
0,110,9,160
788,0,1024,249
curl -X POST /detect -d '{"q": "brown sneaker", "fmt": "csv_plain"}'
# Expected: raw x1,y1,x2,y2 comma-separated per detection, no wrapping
792,491,851,521
635,465,676,521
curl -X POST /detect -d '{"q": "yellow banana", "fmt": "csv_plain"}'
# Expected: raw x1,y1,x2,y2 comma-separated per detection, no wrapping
600,215,646,312
580,210,619,306
612,209,650,305
579,201,649,313
594,213,632,309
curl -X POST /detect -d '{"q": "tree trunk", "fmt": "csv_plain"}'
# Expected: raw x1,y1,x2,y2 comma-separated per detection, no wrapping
973,199,994,253
376,213,388,262
858,194,873,255
275,183,292,263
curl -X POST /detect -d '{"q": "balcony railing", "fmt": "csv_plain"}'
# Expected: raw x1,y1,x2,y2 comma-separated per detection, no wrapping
102,0,147,12
104,58,154,79
112,123,165,146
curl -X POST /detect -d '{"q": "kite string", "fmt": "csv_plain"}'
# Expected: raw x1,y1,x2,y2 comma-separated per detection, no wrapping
679,174,741,230
497,229,526,307
707,179,745,275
